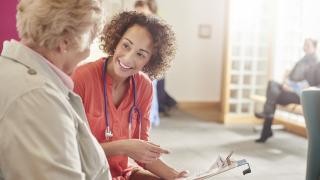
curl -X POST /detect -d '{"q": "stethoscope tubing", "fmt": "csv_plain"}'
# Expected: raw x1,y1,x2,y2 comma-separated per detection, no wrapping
102,58,142,139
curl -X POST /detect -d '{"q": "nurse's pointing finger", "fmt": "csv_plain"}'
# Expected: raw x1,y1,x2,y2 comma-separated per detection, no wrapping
148,141,160,147
149,145,170,154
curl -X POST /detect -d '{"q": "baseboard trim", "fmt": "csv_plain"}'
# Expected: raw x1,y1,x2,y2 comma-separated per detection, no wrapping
178,101,220,110
224,115,263,124
177,101,221,122
222,114,307,138
177,101,306,137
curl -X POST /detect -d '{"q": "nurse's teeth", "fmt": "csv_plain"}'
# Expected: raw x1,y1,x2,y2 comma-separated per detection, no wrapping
119,61,131,69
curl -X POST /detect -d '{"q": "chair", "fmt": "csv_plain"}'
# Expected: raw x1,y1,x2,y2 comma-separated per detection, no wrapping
301,89,320,180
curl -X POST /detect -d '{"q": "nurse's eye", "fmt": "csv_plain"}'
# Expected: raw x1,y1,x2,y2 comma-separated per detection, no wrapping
122,42,130,49
137,52,146,59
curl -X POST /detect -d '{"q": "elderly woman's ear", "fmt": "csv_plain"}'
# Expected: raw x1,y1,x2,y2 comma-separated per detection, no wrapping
58,38,70,53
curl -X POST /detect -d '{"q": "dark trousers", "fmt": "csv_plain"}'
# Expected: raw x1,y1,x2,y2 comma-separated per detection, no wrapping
157,78,177,112
260,80,300,138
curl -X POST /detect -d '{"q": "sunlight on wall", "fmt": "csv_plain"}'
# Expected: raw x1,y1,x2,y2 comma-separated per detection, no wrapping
227,0,320,116
228,0,273,114
272,0,320,82
79,38,107,65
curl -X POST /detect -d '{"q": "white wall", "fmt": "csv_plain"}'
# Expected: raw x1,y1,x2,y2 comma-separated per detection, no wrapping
157,0,226,102
88,0,226,102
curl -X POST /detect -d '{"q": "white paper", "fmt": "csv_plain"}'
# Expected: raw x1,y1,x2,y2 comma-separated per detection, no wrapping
184,152,250,180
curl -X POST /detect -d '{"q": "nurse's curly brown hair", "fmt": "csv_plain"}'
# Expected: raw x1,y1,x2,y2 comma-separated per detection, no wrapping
100,11,176,80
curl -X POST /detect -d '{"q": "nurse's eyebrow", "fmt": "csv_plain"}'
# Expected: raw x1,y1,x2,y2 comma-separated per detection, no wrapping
123,37,151,54
139,49,150,54
124,38,133,44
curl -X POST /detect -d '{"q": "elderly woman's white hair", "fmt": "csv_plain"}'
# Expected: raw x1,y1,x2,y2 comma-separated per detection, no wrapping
16,0,103,51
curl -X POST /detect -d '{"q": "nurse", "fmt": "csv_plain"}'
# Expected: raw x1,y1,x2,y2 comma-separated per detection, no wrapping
0,0,111,179
72,11,188,179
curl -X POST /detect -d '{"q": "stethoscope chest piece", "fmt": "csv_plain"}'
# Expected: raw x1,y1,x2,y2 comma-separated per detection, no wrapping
105,128,113,139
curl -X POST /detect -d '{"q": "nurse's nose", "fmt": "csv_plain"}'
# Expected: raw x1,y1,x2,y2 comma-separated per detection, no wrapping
122,49,136,63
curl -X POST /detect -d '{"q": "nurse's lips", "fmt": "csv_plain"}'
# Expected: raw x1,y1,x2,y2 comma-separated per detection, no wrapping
118,60,133,70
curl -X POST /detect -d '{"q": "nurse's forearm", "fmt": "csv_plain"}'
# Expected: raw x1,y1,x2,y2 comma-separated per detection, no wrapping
100,139,168,164
100,140,129,156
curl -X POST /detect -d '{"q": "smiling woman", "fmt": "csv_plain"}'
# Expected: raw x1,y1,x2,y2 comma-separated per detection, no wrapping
108,24,154,81
100,11,176,80
71,11,188,180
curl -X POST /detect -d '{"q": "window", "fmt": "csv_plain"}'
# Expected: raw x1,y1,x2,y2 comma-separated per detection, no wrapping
226,0,320,118
228,0,273,115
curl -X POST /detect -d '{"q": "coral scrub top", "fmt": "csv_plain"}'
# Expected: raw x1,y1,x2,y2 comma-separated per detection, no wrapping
72,57,152,179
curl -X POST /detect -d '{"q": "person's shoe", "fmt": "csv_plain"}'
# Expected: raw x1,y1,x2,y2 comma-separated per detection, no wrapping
254,112,265,119
255,131,273,143
254,112,274,119
159,105,171,117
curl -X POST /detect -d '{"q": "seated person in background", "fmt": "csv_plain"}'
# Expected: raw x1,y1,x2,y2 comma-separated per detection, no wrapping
72,11,188,179
255,38,319,143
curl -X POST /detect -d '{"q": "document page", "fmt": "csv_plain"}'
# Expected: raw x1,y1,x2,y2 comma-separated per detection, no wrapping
185,152,251,180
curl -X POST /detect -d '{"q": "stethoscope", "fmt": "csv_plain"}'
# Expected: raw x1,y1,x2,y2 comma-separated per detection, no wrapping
102,58,142,140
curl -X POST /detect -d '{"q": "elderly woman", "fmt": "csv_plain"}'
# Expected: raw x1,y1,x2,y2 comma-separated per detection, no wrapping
72,11,188,180
0,0,111,179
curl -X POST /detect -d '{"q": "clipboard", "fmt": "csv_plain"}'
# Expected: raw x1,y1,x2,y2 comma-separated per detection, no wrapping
186,151,251,180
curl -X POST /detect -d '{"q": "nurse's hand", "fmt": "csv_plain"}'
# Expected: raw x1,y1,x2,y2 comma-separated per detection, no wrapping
125,139,169,164
174,170,189,179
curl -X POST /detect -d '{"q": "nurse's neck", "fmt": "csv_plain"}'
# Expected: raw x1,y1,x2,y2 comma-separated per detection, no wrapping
107,58,128,88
